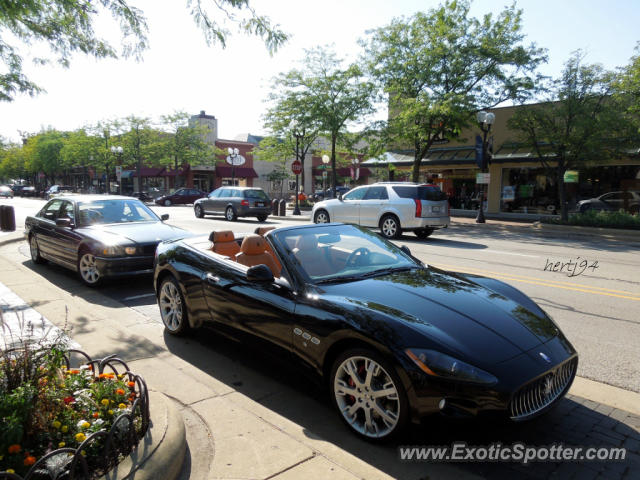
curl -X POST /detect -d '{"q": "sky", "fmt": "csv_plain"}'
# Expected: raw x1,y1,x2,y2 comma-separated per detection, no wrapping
1,0,639,144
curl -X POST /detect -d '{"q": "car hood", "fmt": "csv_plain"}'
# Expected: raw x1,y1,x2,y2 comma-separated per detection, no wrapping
317,268,560,366
75,222,189,246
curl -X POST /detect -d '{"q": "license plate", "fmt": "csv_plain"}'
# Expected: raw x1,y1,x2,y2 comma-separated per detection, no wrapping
432,206,441,213
256,202,264,207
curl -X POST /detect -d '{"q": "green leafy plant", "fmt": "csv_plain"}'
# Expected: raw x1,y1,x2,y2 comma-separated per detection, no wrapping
542,209,640,230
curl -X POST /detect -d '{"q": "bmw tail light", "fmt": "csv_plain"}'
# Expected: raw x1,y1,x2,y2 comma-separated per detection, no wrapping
414,199,422,218
241,199,249,206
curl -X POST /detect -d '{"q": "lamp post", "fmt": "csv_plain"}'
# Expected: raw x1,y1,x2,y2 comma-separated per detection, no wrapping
290,120,304,216
227,147,239,186
475,111,495,224
110,146,123,195
351,157,359,185
322,154,330,197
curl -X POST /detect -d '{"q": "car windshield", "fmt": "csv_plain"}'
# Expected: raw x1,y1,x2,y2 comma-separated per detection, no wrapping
77,199,159,226
273,224,419,283
243,189,268,200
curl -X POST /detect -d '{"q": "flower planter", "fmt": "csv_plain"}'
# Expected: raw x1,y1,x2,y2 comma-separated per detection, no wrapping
1,349,149,480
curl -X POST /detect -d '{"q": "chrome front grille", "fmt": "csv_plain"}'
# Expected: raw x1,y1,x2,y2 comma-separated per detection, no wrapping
509,357,577,421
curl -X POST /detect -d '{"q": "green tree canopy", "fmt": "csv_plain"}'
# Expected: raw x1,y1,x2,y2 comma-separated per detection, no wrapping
362,0,546,181
0,0,287,102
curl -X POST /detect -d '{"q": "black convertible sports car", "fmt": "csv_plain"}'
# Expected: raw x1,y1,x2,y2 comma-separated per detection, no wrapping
25,195,190,286
153,223,577,440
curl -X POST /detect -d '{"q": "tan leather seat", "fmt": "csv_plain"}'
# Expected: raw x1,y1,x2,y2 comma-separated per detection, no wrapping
254,226,275,235
209,230,240,259
236,234,281,277
254,226,282,273
293,234,335,277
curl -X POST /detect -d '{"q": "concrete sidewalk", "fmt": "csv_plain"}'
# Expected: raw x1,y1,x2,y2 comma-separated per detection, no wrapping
1,232,639,479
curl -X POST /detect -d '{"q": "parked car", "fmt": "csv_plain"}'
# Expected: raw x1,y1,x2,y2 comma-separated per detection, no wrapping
194,186,271,222
45,185,75,200
154,222,577,440
25,195,190,286
10,185,25,196
131,191,157,203
311,182,450,239
154,188,207,206
0,185,14,198
577,191,640,214
311,186,351,202
20,186,39,197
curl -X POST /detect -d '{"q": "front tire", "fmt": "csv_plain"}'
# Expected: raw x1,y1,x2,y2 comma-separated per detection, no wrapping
314,209,330,224
29,234,46,264
330,348,408,441
194,204,204,218
225,206,237,221
414,228,434,239
164,199,172,206
380,215,401,239
158,277,190,335
78,251,102,287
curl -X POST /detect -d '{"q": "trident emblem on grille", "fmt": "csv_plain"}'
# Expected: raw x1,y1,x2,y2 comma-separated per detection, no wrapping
543,375,554,398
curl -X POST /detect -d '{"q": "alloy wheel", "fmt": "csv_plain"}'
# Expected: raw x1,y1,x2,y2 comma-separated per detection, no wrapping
164,199,172,206
79,253,100,285
226,207,237,221
195,205,204,218
159,280,186,333
333,355,401,439
381,216,399,238
30,235,44,264
315,210,330,223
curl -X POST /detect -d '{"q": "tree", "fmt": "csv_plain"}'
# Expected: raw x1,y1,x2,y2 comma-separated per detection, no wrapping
60,129,103,190
270,47,375,194
362,0,545,182
508,52,627,221
118,116,165,191
160,112,220,172
614,43,640,131
1,0,288,102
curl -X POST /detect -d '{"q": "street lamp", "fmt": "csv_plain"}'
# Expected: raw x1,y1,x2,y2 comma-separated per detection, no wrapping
475,111,495,223
110,146,123,195
290,120,303,216
351,157,359,185
322,154,330,198
227,147,239,186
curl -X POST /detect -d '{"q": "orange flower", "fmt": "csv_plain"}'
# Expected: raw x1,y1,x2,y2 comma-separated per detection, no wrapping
24,455,36,466
116,388,125,396
70,369,81,375
8,444,21,454
127,381,135,388
99,373,115,379
92,412,99,418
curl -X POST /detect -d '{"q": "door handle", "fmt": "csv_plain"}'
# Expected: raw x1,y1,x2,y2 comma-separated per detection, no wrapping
206,273,220,284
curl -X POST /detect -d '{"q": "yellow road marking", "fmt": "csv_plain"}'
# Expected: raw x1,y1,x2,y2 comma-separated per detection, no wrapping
431,264,640,302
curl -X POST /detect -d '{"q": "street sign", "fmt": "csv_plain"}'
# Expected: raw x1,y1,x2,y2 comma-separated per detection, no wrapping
226,154,246,166
291,160,302,175
476,173,490,184
115,166,122,181
564,170,579,183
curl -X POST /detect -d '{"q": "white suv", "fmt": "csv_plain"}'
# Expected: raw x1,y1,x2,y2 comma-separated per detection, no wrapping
311,182,450,239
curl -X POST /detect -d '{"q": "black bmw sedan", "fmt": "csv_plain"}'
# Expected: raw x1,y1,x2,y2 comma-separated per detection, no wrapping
25,195,190,286
153,223,578,440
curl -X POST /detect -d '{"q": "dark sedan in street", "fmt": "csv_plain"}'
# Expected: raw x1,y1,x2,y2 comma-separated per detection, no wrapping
155,188,207,206
154,223,577,440
25,195,190,286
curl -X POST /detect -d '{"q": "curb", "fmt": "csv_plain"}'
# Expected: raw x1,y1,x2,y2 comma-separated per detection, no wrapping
0,231,22,247
570,377,640,417
101,391,186,480
270,215,311,222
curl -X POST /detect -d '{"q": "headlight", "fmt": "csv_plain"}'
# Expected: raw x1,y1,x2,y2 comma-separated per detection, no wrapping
124,247,137,255
405,348,497,385
102,246,136,256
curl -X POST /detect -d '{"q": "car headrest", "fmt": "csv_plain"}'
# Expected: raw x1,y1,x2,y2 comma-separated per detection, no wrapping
240,234,267,255
209,230,235,243
295,234,318,250
254,226,275,236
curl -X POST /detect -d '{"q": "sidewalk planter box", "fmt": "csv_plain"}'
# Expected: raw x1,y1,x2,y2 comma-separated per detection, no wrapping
0,347,149,479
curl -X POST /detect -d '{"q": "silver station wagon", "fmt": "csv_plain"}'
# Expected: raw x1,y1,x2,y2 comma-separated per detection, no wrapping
194,186,272,222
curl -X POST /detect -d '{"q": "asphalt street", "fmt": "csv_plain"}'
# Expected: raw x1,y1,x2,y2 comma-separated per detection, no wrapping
5,196,640,394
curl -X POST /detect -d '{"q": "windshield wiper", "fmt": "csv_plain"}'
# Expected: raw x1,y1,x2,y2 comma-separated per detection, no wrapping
314,275,367,284
314,266,419,284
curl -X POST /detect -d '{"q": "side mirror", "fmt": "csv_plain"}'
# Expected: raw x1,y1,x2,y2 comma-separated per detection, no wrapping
400,245,412,257
247,264,274,282
161,214,169,221
56,218,72,228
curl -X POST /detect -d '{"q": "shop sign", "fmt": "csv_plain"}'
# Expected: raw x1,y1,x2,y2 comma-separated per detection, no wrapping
476,173,490,184
563,170,579,183
502,186,515,201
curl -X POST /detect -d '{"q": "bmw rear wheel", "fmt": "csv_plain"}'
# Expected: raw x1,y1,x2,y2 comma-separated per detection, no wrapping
29,235,46,264
330,348,408,441
158,277,189,335
78,251,102,286
314,210,330,224
380,215,401,239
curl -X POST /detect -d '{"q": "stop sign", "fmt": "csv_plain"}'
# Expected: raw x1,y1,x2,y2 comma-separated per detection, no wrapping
291,160,302,175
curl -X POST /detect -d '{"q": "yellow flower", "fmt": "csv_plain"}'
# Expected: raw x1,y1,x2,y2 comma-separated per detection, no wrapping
58,442,66,448
81,450,86,456
101,399,110,406
81,421,90,429
52,420,61,429
75,433,86,442
107,409,114,415
6,469,14,474
117,374,125,379
61,425,68,433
